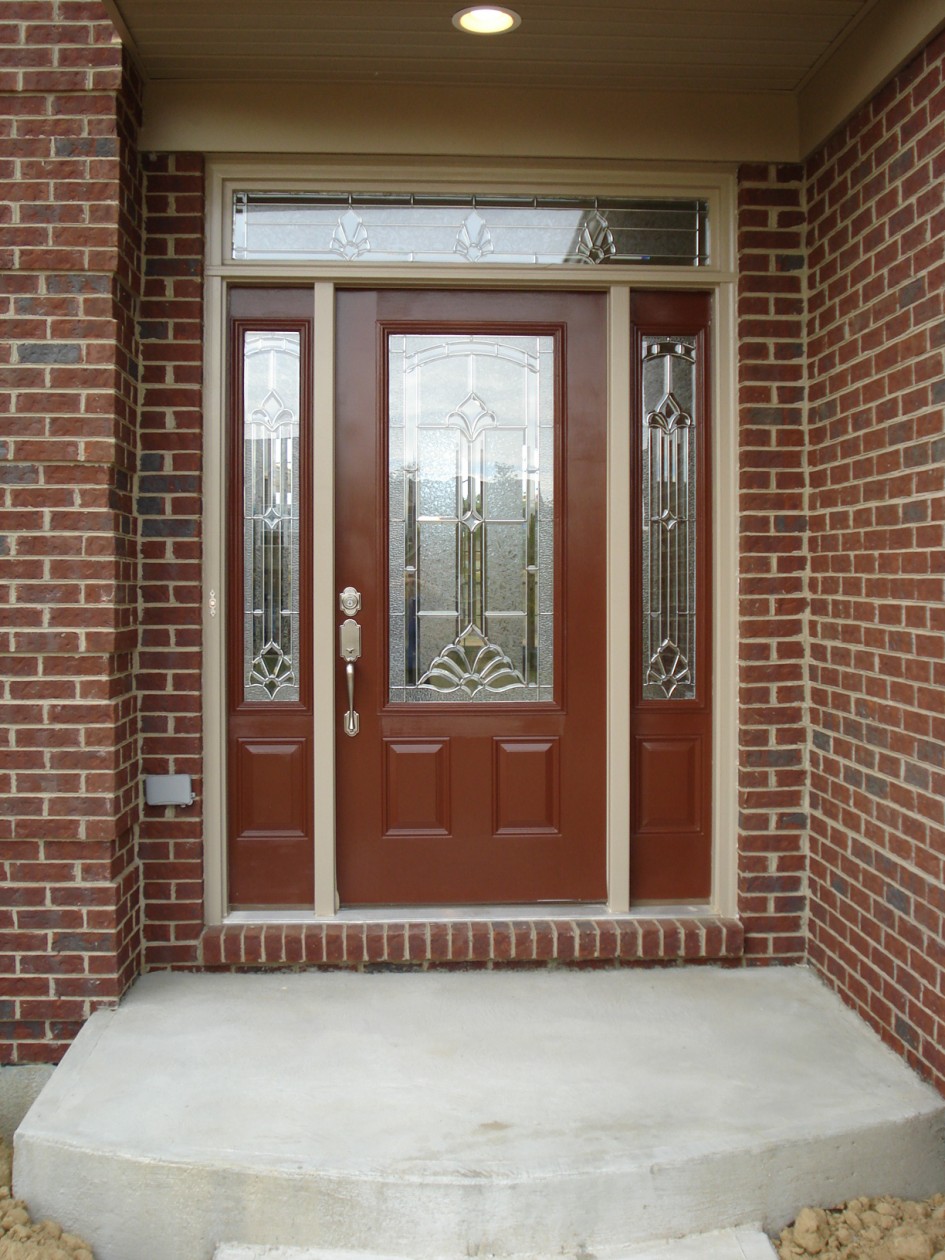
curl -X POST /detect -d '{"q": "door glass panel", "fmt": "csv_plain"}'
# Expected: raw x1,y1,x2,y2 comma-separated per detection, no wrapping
641,336,697,700
389,334,554,704
242,330,301,703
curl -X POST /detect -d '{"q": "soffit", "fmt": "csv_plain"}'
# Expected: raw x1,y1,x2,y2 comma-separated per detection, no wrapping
107,0,873,93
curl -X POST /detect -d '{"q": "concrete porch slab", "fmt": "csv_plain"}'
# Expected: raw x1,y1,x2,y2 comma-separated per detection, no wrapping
213,1224,779,1260
14,967,945,1260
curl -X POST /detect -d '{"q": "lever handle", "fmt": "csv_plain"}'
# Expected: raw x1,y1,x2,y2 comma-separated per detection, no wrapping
344,661,359,737
339,617,362,738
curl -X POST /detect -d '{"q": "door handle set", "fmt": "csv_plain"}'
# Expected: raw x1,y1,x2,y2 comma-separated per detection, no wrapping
338,588,362,737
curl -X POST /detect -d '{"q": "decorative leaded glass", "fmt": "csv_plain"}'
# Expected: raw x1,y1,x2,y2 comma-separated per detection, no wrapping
389,334,554,704
242,331,301,703
233,192,708,267
642,337,697,700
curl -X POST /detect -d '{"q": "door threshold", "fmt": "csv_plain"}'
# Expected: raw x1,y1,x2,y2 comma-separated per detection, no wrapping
224,904,711,925
201,910,742,967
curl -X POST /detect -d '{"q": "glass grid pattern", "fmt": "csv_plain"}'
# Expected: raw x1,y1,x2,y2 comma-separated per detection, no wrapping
242,331,301,703
389,334,555,705
641,337,697,700
233,192,709,267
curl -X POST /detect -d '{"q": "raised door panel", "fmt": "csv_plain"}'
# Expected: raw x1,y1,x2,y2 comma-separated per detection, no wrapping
235,738,308,836
494,738,560,834
383,739,451,836
634,735,702,835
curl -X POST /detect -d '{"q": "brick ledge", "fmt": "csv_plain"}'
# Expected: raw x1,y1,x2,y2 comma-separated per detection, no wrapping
198,916,743,967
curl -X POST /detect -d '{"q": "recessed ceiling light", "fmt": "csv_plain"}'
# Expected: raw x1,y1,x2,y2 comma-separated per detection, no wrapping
452,6,522,35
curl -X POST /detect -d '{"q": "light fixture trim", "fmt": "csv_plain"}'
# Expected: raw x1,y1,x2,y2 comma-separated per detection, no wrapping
452,5,522,35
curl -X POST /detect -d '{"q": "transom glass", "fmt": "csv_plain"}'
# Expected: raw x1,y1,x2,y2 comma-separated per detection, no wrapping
389,334,555,704
233,192,708,267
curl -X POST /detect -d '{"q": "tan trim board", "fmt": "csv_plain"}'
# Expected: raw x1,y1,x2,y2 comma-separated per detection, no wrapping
799,0,945,156
711,283,739,919
607,286,632,914
141,81,799,163
202,277,227,924
311,281,336,917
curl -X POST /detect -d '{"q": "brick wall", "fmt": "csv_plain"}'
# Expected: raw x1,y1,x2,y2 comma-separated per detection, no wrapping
736,164,809,963
3,3,945,1085
0,2,143,1061
137,152,205,969
806,34,945,1092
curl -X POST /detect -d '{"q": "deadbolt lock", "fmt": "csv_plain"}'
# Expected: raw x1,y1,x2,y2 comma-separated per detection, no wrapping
339,586,362,616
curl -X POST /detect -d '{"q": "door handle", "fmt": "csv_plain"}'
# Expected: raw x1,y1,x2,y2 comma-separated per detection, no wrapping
339,617,362,737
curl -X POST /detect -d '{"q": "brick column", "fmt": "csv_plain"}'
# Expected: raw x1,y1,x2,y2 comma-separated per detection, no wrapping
736,164,809,962
0,2,143,1061
137,153,206,968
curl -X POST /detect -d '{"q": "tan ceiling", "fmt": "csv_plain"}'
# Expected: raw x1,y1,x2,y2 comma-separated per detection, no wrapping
108,0,876,92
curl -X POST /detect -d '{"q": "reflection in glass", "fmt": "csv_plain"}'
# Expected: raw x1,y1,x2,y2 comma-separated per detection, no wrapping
234,192,709,267
389,334,554,704
242,331,301,703
642,337,697,700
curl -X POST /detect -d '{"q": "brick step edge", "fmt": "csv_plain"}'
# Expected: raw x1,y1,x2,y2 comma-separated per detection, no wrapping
197,917,744,968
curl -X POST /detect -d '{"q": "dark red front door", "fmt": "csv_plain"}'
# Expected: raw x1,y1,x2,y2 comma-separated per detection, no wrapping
334,290,607,905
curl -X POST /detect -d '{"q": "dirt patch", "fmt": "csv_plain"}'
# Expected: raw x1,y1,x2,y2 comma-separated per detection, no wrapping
776,1195,945,1260
0,1140,94,1259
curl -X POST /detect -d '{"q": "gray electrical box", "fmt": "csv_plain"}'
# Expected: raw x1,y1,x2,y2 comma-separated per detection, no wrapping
145,774,196,807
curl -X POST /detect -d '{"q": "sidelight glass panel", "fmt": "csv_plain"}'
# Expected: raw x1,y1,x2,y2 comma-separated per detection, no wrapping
233,192,709,267
641,336,697,700
389,334,555,704
242,330,301,703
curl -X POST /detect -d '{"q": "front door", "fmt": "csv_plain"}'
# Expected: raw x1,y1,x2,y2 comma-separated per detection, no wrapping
335,290,607,905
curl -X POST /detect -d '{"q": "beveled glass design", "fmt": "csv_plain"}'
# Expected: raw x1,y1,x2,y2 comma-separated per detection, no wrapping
389,334,554,704
642,337,697,700
233,192,708,267
242,331,301,703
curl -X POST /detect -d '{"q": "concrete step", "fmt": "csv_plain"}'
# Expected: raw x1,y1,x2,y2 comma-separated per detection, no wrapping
212,1225,779,1260
14,967,945,1260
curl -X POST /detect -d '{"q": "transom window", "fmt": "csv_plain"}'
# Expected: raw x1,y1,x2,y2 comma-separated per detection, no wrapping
232,192,709,266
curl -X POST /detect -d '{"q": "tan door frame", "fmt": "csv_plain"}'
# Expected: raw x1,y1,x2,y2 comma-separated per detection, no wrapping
201,159,739,923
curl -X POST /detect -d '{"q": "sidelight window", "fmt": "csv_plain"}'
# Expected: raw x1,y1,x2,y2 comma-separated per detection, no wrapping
241,330,302,703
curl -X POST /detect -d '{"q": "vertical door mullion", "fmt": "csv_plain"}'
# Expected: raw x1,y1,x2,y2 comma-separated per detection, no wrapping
312,281,337,916
607,286,632,913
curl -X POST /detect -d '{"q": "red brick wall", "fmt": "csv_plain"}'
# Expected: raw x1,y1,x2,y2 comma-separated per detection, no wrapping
3,3,944,1088
806,34,945,1092
736,164,809,963
137,152,205,969
0,2,143,1061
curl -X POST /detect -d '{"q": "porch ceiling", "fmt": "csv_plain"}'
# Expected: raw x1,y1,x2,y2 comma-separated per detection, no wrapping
114,0,945,161
108,0,873,93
